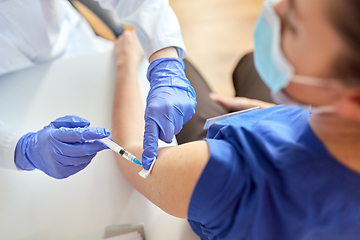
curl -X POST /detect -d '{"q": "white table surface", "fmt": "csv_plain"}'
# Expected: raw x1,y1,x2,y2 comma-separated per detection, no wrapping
0,51,199,240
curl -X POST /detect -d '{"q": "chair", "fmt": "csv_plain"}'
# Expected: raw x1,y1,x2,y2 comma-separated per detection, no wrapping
69,0,124,41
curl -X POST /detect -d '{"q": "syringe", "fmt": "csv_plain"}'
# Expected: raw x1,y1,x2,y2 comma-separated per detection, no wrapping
98,138,142,166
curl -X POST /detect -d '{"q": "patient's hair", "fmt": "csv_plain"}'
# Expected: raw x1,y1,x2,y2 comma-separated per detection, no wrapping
329,0,360,86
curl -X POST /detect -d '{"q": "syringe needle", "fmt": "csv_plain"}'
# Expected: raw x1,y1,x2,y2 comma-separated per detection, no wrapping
98,138,142,166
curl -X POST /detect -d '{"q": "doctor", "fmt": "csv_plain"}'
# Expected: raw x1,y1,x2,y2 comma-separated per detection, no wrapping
0,0,196,179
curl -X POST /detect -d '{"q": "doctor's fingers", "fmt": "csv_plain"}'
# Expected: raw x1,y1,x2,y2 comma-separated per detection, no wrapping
49,161,91,179
52,153,95,167
53,141,108,158
158,111,184,143
175,97,196,127
52,127,110,143
51,115,90,128
142,119,160,170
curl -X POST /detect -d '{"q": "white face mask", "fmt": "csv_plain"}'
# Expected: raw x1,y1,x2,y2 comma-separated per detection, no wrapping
253,0,337,114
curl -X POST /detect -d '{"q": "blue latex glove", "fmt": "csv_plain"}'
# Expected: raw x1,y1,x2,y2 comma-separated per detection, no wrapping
14,115,110,179
142,58,197,170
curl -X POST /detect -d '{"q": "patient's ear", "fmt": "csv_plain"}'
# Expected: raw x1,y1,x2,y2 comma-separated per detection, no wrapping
335,88,360,121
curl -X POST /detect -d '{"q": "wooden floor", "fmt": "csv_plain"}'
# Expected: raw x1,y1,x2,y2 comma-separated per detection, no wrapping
170,0,263,97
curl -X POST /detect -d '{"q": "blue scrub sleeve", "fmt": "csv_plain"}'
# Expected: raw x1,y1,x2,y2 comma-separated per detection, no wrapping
188,138,253,239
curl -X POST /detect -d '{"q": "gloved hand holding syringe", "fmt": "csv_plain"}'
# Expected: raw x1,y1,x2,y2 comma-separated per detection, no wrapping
98,138,142,166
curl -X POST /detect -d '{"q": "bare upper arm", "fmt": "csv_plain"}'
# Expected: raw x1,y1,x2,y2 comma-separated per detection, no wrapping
115,140,210,219
149,140,210,218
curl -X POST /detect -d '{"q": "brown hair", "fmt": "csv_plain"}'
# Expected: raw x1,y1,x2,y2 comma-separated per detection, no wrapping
329,0,360,86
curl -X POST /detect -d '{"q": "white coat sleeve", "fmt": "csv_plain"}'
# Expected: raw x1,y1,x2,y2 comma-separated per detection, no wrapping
96,0,186,60
0,120,27,170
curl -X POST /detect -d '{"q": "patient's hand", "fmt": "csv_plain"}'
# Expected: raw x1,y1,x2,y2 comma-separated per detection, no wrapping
114,30,145,72
209,92,275,111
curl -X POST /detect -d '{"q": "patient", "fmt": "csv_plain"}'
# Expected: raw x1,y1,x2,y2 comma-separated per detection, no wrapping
111,0,360,235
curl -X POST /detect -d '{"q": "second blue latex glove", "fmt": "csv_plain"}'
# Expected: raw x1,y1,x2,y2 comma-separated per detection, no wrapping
142,58,197,170
14,115,110,179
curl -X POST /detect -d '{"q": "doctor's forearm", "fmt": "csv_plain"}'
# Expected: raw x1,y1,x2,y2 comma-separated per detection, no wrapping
111,65,154,203
112,67,144,149
149,47,178,62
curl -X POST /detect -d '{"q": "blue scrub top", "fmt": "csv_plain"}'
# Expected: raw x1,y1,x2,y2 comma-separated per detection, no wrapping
188,106,360,240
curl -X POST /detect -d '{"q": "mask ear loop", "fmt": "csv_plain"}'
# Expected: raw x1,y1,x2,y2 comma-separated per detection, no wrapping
272,89,337,114
284,76,339,115
293,76,342,114
310,105,337,114
292,75,340,87
271,89,312,110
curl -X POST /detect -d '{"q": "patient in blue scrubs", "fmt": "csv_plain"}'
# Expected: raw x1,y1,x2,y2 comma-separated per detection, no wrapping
188,106,360,239
110,0,360,239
